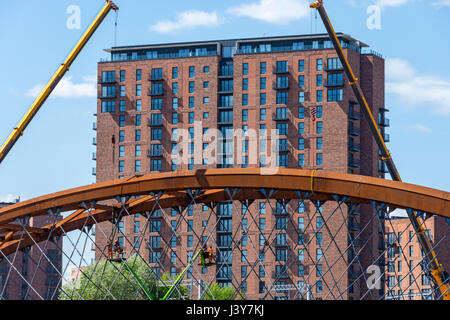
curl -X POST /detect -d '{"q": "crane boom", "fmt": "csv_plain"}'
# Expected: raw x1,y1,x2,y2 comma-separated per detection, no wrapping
0,0,119,165
310,0,449,300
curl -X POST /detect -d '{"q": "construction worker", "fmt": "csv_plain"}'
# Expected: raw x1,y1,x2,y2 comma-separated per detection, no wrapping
114,239,123,260
206,246,214,264
106,240,113,259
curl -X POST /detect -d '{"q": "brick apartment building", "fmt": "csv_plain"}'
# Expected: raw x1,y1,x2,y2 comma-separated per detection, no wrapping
0,201,62,300
384,215,450,300
94,33,391,299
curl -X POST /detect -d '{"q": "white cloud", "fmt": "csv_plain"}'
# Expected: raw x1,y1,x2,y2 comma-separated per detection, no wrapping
150,10,221,34
227,0,310,24
407,124,432,133
0,194,19,203
386,58,450,114
375,0,411,7
27,75,96,99
433,0,450,7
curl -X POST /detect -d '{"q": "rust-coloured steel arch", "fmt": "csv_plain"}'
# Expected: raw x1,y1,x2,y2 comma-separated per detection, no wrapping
0,168,449,256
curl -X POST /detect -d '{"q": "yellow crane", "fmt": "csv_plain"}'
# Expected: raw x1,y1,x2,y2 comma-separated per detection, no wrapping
310,0,450,300
0,0,119,165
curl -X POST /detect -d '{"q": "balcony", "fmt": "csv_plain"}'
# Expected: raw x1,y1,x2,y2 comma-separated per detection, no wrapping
147,118,163,127
92,152,97,161
92,137,97,146
92,122,97,131
349,222,360,231
99,93,116,99
272,268,289,279
273,66,290,75
379,118,390,127
348,124,360,136
383,133,390,142
348,158,360,168
348,142,360,152
147,88,164,96
98,78,116,84
272,112,289,121
348,110,361,120
147,73,163,81
92,167,96,176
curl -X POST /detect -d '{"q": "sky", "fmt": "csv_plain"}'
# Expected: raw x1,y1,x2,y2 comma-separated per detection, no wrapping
0,0,450,204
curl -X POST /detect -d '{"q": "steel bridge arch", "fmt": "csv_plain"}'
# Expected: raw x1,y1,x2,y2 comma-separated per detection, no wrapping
0,168,448,257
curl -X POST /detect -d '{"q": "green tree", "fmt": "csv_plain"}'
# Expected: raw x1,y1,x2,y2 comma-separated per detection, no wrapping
59,255,188,300
203,282,242,300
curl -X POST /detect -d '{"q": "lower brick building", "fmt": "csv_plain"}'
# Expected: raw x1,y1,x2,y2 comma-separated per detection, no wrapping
0,201,62,300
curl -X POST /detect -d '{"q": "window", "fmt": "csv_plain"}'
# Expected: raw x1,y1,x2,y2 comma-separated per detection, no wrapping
258,92,266,105
203,112,209,119
260,62,266,74
317,90,323,102
276,61,288,73
298,59,305,72
277,76,289,89
298,249,304,262
136,69,142,81
189,66,195,78
151,159,162,171
135,129,141,141
316,58,323,71
316,153,323,166
316,248,323,261
135,114,141,126
298,91,305,103
276,92,288,104
298,154,304,167
298,138,305,150
120,85,126,97
119,130,125,142
317,74,323,86
242,109,248,122
151,128,162,140
119,115,125,127
317,137,323,150
260,108,266,121
136,84,142,96
277,123,288,136
328,89,343,102
172,82,178,94
172,112,178,125
101,101,115,113
135,145,141,157
203,97,209,104
299,106,305,119
327,58,343,70
119,100,126,112
327,73,343,86
172,67,178,79
101,85,116,98
317,106,323,118
188,112,194,124
298,75,305,88
242,94,248,106
243,63,249,75
119,145,125,158
152,98,162,110
136,99,142,111
203,81,209,89
242,78,248,90
120,70,126,82
260,77,266,90
189,81,195,93
151,68,162,80
317,121,323,134
119,160,124,173
298,122,305,135
135,160,141,172
188,96,195,109
203,66,210,73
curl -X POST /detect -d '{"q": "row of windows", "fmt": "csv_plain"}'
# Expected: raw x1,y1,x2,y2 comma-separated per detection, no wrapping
106,65,211,82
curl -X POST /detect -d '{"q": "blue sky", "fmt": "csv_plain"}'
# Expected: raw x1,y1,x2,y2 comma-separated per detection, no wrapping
1,0,449,203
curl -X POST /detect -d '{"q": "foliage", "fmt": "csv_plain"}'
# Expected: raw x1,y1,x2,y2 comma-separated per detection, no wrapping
203,282,241,300
59,255,188,300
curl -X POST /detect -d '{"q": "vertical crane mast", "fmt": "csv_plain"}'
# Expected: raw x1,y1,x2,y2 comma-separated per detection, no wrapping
0,0,119,165
310,0,449,300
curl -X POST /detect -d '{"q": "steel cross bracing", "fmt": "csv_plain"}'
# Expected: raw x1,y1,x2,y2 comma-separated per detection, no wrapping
0,169,448,300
